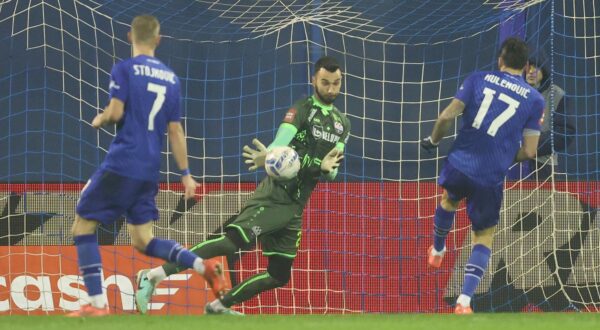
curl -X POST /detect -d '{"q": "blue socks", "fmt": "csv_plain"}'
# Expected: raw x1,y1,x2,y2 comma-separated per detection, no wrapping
461,244,491,298
74,234,103,297
145,238,198,270
433,205,455,252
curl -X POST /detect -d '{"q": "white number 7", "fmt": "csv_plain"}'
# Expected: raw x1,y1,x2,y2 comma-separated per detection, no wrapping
147,82,167,131
472,87,520,137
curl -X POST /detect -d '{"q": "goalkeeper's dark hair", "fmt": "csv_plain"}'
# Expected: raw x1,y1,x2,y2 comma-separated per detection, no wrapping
314,56,341,74
499,37,529,70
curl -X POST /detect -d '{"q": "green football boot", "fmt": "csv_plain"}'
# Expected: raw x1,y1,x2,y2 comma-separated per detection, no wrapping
135,269,156,314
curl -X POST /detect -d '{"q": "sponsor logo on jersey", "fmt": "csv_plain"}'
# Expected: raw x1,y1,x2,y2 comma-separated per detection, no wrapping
108,80,120,90
312,125,340,143
284,108,297,123
312,125,323,139
334,121,343,134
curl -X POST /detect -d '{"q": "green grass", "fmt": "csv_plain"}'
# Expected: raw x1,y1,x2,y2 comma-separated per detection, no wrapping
1,313,599,330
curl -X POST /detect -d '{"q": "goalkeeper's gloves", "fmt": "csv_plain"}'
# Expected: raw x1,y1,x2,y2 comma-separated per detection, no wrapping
420,136,439,153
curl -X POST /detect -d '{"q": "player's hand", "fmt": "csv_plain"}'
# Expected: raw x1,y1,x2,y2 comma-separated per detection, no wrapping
321,147,344,174
181,174,198,200
420,136,439,153
91,113,105,129
242,138,267,171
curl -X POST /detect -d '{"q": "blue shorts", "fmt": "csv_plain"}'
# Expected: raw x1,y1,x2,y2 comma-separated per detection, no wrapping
76,169,159,225
438,161,503,231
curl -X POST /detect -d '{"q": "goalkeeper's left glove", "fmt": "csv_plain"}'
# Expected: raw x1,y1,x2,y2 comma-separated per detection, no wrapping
420,136,439,153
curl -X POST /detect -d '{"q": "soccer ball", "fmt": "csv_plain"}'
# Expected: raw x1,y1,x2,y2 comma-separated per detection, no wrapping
264,146,300,180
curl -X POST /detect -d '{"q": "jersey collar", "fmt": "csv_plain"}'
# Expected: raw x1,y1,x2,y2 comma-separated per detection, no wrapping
311,95,333,116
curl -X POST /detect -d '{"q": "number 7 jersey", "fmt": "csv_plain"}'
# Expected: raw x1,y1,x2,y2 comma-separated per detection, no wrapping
448,71,545,186
101,55,181,182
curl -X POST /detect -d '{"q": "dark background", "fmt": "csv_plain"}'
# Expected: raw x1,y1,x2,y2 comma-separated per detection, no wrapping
0,0,597,183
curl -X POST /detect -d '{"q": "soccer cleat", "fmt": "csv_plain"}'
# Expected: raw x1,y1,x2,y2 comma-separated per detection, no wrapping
454,304,473,315
135,269,156,314
202,259,227,298
65,305,109,317
204,302,244,316
427,245,445,268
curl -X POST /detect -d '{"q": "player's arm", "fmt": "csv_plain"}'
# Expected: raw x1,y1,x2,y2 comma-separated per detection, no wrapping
91,98,125,128
242,123,297,171
421,98,465,151
168,121,197,199
515,97,544,162
269,123,297,149
93,63,127,129
514,132,540,162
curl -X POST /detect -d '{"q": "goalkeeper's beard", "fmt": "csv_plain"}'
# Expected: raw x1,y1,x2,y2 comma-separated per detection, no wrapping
314,87,338,105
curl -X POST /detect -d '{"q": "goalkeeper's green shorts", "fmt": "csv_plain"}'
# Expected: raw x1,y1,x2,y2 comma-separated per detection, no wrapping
226,198,303,259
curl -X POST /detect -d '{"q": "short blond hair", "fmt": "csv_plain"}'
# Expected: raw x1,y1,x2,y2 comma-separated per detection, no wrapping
131,15,160,44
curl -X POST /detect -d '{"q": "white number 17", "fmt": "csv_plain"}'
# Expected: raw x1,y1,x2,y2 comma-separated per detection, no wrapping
472,87,520,137
147,82,167,131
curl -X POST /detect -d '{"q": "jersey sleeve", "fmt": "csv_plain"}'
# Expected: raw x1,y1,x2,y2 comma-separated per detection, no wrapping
108,62,128,103
167,78,182,123
454,73,476,105
339,114,352,148
281,99,310,130
268,123,298,149
525,96,545,131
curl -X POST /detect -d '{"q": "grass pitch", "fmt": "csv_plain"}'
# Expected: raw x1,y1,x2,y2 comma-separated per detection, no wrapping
1,313,599,330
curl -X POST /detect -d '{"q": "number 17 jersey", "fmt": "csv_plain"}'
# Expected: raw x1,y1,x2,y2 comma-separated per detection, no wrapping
448,71,545,186
101,55,181,182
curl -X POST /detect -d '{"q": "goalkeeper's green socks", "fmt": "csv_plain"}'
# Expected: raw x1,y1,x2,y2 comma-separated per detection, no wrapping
220,272,283,307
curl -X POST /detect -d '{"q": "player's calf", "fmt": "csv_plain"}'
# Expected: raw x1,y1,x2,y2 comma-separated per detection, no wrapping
455,244,492,314
432,204,456,253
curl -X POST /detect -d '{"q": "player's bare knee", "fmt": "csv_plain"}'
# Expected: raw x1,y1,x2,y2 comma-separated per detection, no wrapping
472,226,496,248
267,255,294,286
130,238,148,253
440,190,459,211
440,198,459,211
128,223,154,252
71,215,98,237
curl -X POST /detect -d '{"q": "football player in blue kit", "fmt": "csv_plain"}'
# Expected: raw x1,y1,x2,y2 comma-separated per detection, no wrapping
421,37,545,314
67,15,225,317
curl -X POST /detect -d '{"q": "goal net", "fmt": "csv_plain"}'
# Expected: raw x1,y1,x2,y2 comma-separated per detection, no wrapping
0,0,598,314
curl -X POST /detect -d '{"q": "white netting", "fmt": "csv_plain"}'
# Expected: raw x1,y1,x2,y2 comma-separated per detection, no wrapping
0,0,598,314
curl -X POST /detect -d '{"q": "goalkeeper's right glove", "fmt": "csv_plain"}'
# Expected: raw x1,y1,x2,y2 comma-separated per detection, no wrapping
420,136,439,153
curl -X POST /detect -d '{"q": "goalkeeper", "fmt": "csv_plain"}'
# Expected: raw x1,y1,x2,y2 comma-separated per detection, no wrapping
135,56,351,315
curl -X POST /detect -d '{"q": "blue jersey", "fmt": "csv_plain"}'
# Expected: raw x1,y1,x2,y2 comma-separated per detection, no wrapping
100,55,181,181
448,71,545,186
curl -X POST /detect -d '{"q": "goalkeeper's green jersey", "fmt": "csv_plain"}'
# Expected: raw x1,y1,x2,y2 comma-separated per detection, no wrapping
252,95,351,207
